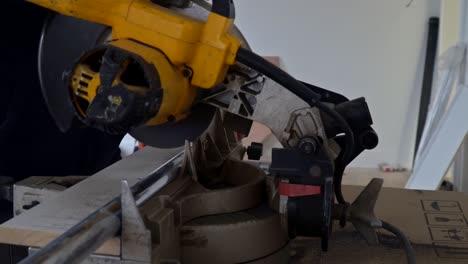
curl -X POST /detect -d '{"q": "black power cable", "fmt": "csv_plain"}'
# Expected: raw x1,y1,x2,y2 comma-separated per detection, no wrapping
235,47,354,204
381,221,416,264
236,48,321,104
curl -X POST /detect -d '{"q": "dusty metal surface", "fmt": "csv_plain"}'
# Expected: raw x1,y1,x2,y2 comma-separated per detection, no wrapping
181,206,288,263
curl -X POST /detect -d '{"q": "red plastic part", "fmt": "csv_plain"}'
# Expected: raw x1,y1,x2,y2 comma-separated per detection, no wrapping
279,183,321,197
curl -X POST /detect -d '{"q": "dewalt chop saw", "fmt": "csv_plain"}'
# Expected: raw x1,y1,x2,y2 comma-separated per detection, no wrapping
25,0,414,263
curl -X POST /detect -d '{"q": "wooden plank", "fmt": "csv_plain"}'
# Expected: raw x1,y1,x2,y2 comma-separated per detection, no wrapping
0,147,182,256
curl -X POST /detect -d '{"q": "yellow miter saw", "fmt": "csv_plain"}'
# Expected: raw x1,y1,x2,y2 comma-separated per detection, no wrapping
37,0,246,147
24,0,415,263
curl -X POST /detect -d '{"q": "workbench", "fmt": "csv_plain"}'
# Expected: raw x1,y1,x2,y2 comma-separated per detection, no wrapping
1,147,468,263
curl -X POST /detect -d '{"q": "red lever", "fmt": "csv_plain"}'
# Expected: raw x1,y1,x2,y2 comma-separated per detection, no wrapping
279,183,321,197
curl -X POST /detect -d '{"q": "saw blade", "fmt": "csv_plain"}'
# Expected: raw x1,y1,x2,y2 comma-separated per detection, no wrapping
39,13,110,132
130,104,215,148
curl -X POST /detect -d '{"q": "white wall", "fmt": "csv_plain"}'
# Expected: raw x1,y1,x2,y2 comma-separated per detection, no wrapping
439,0,461,55
235,0,440,168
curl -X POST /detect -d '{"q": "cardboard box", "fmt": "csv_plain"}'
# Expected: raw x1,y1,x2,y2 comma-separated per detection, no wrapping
297,185,468,263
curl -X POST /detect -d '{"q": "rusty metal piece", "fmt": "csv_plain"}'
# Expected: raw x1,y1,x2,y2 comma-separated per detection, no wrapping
181,206,288,264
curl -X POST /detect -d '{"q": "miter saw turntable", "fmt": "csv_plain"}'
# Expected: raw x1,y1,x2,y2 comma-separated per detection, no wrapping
13,0,414,263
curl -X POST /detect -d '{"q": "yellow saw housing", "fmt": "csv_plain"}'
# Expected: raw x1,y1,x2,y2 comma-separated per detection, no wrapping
29,0,241,130
29,0,241,88
70,39,195,126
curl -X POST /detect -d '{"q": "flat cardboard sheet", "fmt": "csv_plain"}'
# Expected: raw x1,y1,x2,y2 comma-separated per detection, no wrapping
318,185,468,263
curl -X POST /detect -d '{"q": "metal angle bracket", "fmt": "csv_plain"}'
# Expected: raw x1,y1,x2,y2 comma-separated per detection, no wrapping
121,180,152,263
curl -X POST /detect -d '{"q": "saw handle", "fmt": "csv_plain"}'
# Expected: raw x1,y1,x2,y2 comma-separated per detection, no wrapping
212,0,235,18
